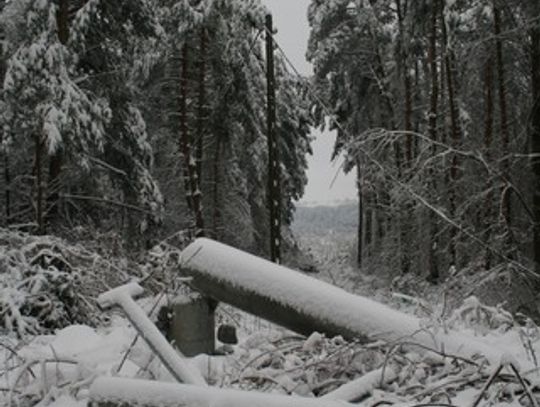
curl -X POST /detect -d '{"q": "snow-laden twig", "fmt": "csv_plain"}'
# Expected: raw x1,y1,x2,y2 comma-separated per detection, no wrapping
322,365,397,402
508,363,539,407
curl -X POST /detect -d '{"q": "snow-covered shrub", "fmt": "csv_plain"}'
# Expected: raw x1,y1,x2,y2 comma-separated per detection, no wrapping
0,229,135,337
447,296,515,334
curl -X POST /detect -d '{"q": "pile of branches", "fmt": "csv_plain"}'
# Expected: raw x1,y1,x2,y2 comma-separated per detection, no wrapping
0,229,139,337
208,297,540,406
211,331,539,406
223,331,386,396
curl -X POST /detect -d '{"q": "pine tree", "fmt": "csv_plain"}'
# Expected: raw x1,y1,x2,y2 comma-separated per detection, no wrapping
0,0,163,242
155,0,311,255
307,0,537,279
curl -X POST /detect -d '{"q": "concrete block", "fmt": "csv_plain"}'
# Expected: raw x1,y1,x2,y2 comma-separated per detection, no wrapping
170,296,215,356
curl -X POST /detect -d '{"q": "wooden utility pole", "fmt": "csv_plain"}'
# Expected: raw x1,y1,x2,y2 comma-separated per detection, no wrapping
265,14,281,263
179,45,205,238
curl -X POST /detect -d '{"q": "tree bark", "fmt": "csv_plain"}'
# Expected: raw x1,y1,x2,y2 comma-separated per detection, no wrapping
493,2,511,228
4,156,10,225
180,44,205,237
483,58,494,269
180,46,193,213
439,0,461,266
47,0,70,224
35,135,44,235
212,139,221,240
195,28,207,190
266,14,281,263
396,0,413,159
397,0,412,273
530,4,540,273
427,0,439,282
356,161,363,268
0,37,9,225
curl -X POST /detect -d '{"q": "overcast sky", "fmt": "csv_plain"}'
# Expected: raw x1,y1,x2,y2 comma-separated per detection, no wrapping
262,0,357,205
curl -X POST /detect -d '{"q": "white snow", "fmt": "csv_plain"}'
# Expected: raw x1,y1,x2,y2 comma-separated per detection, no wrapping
322,366,397,402
302,332,324,351
89,377,355,407
180,239,514,367
2,234,538,407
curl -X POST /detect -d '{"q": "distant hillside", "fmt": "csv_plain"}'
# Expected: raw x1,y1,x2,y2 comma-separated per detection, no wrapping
292,202,358,235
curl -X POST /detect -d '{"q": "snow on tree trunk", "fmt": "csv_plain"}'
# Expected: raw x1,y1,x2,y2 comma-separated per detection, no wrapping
181,238,511,367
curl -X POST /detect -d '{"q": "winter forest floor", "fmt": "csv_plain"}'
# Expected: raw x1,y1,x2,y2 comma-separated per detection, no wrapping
1,221,540,407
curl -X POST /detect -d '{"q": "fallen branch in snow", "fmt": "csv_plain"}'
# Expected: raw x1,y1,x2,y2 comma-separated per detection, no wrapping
509,363,538,407
471,362,539,407
89,377,358,407
8,357,80,407
322,365,397,402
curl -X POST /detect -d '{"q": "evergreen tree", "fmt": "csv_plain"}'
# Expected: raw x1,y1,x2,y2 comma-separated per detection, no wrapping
0,0,163,241
307,0,537,279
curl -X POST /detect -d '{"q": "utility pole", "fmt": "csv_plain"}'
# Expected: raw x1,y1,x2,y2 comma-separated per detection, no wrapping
265,14,281,263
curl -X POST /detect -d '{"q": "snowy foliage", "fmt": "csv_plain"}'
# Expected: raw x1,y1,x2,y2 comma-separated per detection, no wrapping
0,228,139,337
1,0,110,164
0,0,164,233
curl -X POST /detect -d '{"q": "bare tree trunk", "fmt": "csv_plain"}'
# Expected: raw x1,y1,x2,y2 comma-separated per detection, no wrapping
483,58,494,269
0,35,9,226
439,0,461,267
47,0,70,224
195,28,207,190
404,68,413,162
396,0,413,162
4,156,10,225
356,161,363,268
35,135,44,235
266,14,281,263
373,47,400,179
493,2,512,231
180,44,205,237
365,196,372,254
427,0,439,282
397,0,412,274
530,3,540,273
180,46,193,212
212,139,221,240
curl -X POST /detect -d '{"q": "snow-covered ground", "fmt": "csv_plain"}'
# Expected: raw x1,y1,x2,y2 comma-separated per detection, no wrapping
1,229,540,407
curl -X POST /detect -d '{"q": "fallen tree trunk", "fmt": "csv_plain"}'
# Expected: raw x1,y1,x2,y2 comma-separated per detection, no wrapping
180,238,506,366
89,377,356,407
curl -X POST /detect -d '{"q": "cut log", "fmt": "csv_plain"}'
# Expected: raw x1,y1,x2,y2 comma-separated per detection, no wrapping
180,238,507,366
89,377,357,407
